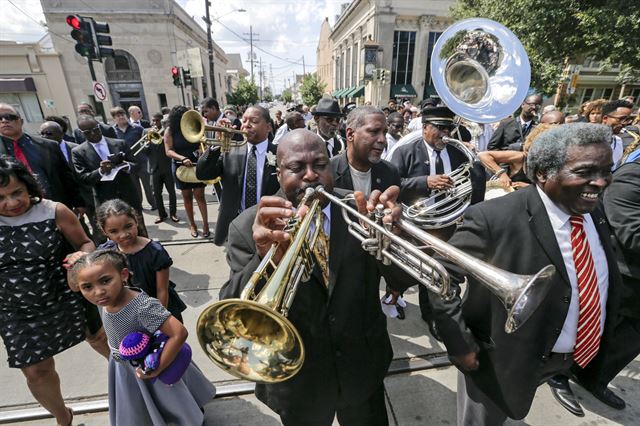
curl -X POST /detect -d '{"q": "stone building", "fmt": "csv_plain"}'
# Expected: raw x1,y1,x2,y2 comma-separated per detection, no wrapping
225,53,249,95
316,18,334,95
324,0,455,106
40,0,229,124
0,36,75,134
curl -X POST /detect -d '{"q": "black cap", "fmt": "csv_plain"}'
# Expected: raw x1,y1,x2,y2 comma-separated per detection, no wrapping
312,98,344,117
421,106,455,125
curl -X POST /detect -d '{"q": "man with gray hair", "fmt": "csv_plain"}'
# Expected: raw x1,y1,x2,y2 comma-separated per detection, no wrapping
432,123,623,424
272,111,305,144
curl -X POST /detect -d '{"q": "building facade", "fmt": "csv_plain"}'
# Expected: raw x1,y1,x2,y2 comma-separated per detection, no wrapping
327,0,455,106
40,0,229,124
316,18,334,95
225,53,249,95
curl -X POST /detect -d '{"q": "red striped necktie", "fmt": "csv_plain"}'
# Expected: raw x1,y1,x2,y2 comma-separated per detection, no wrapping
570,215,601,368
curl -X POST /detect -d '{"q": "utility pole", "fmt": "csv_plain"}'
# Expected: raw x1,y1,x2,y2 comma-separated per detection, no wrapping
204,0,216,100
302,55,306,76
243,26,259,83
259,56,264,101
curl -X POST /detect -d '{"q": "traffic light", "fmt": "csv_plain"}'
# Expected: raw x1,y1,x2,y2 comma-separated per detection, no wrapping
380,69,388,84
171,67,181,87
92,20,114,60
182,69,192,86
67,15,95,59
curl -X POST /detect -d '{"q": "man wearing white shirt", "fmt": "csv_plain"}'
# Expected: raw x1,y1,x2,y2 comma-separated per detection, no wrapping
384,112,405,158
272,112,305,145
195,106,280,245
431,123,623,424
128,105,151,129
311,98,346,158
487,94,541,151
601,99,633,168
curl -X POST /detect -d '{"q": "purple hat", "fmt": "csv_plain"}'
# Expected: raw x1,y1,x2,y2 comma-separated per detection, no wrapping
119,332,152,360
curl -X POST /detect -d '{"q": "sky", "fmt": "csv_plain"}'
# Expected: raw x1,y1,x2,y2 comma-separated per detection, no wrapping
3,0,348,93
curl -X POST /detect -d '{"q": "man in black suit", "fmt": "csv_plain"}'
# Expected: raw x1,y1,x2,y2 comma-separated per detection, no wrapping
71,115,147,237
196,105,280,246
487,94,542,151
73,103,116,143
549,156,640,415
128,105,151,129
147,113,178,223
312,98,346,158
220,129,401,425
432,123,623,424
389,106,485,333
0,103,83,210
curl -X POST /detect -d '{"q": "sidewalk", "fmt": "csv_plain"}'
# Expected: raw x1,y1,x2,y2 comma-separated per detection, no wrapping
2,194,639,425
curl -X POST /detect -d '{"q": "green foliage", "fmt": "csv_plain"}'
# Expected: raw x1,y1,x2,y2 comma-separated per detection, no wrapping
281,88,293,103
452,0,640,95
227,77,259,106
263,86,274,102
299,74,326,106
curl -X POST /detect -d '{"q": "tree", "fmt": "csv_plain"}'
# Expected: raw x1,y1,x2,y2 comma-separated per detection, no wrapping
226,76,259,106
263,86,274,102
281,88,293,103
452,0,640,96
299,73,326,106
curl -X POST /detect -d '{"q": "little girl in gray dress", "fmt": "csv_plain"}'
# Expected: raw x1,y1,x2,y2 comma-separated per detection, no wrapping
71,250,215,425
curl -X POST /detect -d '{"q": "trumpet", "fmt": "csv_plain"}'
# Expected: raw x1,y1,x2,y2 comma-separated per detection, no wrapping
130,128,164,156
180,109,247,153
196,186,555,384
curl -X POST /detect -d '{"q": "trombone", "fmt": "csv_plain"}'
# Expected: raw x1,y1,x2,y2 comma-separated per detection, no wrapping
180,109,247,153
130,128,164,156
196,186,555,384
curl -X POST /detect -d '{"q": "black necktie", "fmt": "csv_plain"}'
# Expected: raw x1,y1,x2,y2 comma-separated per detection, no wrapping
245,145,257,209
435,150,444,175
521,122,530,137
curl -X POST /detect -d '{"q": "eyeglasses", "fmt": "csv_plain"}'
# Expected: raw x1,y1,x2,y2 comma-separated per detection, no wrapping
428,123,454,131
0,113,20,121
607,115,632,123
81,126,101,135
40,131,54,137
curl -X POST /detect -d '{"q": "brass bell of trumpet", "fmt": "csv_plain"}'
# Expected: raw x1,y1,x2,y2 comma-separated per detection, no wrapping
180,109,247,153
196,188,326,383
130,128,164,156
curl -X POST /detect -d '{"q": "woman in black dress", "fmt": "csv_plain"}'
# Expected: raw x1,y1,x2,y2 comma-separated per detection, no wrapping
164,106,210,238
0,157,99,426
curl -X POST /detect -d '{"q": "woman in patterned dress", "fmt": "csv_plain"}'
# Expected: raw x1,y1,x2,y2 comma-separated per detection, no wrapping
0,156,96,426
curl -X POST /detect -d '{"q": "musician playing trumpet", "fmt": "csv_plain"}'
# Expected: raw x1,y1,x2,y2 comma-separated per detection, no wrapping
219,129,401,425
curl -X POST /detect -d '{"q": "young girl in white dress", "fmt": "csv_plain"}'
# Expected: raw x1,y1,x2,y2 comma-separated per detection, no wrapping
71,250,215,425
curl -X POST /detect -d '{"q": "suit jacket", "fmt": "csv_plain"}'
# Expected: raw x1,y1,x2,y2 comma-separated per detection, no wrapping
389,139,485,206
487,117,537,151
71,137,141,209
0,134,83,208
331,151,401,193
220,198,393,417
73,122,117,143
196,142,280,246
131,119,151,129
603,160,640,317
319,132,345,158
431,185,622,419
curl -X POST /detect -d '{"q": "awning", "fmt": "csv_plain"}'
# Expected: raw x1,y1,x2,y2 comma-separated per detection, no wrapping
0,77,37,93
347,85,365,98
332,89,343,98
338,87,352,98
390,84,418,98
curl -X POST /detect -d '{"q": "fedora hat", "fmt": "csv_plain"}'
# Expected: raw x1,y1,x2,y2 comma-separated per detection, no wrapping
421,106,455,126
312,98,344,117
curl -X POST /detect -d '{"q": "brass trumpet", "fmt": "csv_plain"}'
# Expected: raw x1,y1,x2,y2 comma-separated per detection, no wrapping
180,109,247,153
130,128,164,156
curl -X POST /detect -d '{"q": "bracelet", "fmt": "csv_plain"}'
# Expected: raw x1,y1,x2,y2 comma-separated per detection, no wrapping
181,157,188,164
494,169,506,178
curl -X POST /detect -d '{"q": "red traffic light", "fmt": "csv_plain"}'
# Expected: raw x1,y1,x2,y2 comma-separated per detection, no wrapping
66,15,81,30
171,67,179,76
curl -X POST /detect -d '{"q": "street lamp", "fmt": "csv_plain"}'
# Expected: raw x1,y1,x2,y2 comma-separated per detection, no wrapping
202,6,246,100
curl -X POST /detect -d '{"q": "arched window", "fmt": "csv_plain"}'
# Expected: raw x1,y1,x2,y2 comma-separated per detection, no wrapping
105,50,141,82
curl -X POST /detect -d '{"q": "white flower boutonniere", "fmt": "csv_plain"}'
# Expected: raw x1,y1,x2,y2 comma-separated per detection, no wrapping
266,151,277,167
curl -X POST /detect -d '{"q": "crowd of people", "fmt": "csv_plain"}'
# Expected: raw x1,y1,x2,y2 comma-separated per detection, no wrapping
0,88,639,426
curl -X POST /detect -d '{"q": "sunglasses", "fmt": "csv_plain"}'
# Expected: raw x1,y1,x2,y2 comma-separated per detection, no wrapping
40,131,55,137
0,113,20,121
81,126,101,134
607,115,632,122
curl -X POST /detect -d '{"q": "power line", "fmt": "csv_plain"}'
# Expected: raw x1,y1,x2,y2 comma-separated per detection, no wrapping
6,0,75,46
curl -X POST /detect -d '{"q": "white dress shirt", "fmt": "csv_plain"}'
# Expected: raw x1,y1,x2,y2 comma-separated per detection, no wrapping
611,135,623,169
273,124,289,145
59,140,69,163
423,141,452,175
385,133,399,156
407,117,422,132
536,186,609,353
241,139,269,211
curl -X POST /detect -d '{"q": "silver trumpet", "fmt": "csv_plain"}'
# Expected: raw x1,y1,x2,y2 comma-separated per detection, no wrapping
316,187,556,334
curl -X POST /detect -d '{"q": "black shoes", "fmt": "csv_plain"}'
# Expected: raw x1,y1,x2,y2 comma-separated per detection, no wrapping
425,318,442,342
589,386,626,410
396,305,405,320
548,375,585,417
